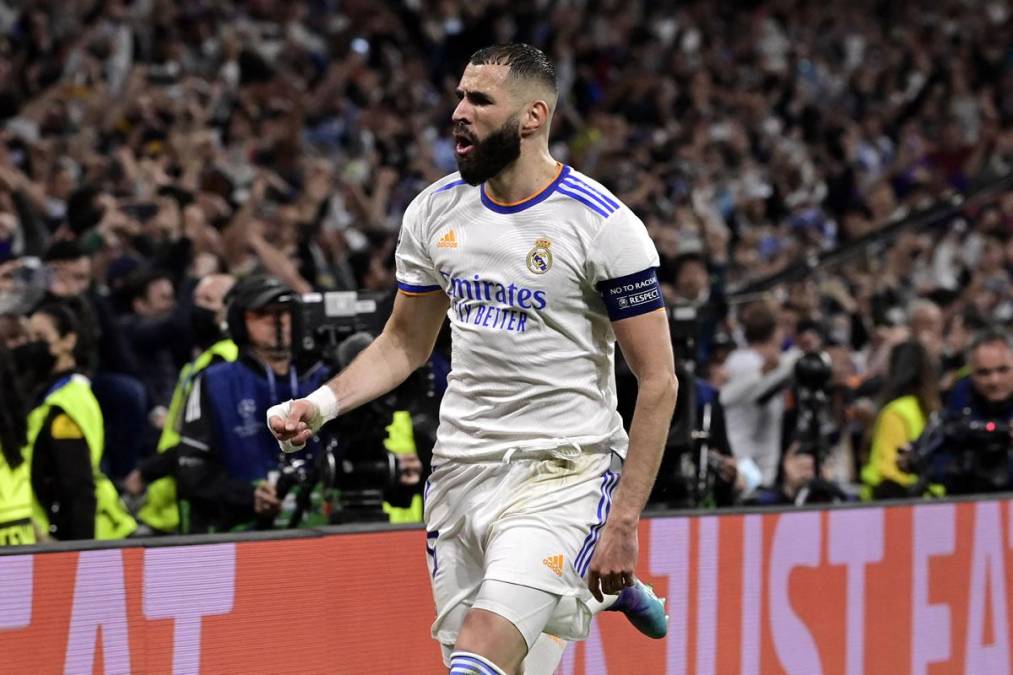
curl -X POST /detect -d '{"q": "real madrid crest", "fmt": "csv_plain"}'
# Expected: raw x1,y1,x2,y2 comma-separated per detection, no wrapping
526,238,553,274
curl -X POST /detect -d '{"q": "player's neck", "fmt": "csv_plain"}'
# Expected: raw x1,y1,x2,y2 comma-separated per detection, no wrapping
484,147,559,204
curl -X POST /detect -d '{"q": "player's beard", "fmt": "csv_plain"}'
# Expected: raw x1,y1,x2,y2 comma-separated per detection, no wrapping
455,115,522,186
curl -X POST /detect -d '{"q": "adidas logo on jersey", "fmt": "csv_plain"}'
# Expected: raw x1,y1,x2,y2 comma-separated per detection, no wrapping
543,554,564,577
437,229,458,249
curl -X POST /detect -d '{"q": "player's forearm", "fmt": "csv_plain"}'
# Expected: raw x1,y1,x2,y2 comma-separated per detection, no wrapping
320,328,427,416
609,371,678,527
287,293,448,436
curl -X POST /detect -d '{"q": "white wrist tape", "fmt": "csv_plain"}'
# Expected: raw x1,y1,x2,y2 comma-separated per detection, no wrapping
306,385,339,426
266,400,297,453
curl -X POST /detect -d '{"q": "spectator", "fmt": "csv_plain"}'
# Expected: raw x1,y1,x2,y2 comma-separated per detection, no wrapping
118,268,191,414
20,302,135,540
43,240,137,375
668,251,728,366
44,240,148,480
126,273,237,534
861,340,941,499
907,298,944,362
720,302,802,485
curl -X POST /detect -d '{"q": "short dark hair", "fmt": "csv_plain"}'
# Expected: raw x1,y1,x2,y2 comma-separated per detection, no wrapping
671,252,707,279
124,267,173,305
34,301,80,338
469,43,557,93
44,239,87,263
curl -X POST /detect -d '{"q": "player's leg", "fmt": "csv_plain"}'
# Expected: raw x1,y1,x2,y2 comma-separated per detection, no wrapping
520,579,669,674
452,579,562,674
520,633,568,674
450,610,523,674
425,464,493,669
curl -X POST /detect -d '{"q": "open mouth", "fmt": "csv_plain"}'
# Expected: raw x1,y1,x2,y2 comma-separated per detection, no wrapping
454,133,475,157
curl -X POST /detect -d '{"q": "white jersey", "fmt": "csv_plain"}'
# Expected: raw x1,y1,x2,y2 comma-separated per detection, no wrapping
395,164,663,462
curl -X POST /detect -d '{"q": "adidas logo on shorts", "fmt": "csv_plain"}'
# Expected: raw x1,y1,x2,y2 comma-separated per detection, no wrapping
543,554,564,577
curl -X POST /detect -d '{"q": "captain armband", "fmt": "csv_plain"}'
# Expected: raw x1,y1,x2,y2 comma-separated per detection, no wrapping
596,267,665,321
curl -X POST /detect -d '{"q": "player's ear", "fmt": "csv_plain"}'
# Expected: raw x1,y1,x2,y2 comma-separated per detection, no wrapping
520,99,551,137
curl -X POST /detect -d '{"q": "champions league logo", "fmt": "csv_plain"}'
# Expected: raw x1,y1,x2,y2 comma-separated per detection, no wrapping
234,398,262,438
238,399,257,418
526,239,553,275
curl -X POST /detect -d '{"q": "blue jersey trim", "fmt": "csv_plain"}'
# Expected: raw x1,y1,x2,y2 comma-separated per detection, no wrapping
397,280,442,294
556,185,611,217
435,179,467,193
597,267,665,320
480,165,571,214
561,176,619,211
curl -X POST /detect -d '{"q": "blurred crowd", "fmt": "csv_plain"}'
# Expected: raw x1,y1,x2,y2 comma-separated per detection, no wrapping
0,0,1009,542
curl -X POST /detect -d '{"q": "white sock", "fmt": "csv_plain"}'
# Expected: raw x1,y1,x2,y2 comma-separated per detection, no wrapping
521,634,569,675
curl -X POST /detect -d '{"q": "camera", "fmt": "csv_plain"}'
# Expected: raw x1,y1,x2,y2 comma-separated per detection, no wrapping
272,434,408,527
791,351,835,463
296,290,386,367
274,290,434,525
668,304,699,368
909,413,1012,494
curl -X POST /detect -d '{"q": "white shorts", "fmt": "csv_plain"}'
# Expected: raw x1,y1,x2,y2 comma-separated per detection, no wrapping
423,451,622,650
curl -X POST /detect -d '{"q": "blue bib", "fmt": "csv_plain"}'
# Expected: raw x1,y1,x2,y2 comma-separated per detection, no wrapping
203,360,331,483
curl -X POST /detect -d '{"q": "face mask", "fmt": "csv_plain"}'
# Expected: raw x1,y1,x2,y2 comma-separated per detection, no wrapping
191,306,224,350
12,340,57,383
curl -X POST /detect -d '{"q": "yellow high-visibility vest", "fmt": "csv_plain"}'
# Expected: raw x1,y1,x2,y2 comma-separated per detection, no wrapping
26,374,136,539
0,445,35,545
382,410,424,524
140,339,238,533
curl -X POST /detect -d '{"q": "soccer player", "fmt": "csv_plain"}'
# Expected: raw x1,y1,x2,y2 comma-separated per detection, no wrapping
268,44,677,674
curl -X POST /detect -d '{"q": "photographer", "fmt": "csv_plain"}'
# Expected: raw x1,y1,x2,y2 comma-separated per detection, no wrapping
317,330,429,524
649,362,762,508
947,330,1013,420
175,275,332,533
720,302,802,486
915,330,1013,495
747,443,851,506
